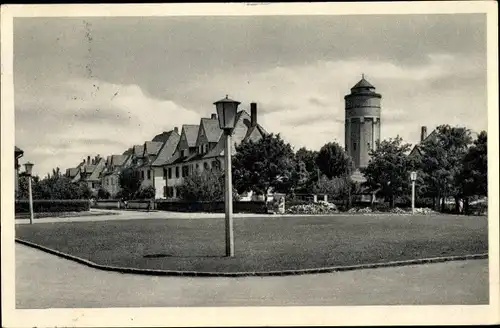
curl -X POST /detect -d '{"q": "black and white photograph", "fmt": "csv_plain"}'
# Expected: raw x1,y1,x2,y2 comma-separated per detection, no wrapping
1,2,498,327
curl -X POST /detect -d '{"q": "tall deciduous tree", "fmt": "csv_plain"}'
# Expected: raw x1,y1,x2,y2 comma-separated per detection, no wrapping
233,133,296,197
295,147,320,193
18,172,91,200
118,168,142,200
178,168,238,202
419,125,472,212
361,136,413,208
459,130,487,199
316,142,352,179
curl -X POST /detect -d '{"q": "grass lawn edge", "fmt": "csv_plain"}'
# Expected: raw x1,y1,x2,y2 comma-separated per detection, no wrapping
15,238,488,278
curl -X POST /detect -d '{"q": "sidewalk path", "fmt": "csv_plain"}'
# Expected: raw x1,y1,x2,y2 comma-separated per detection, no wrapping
16,244,488,308
15,208,273,224
15,208,481,225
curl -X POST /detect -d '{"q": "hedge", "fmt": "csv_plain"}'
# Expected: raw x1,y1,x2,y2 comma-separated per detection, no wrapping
156,200,267,213
15,199,90,213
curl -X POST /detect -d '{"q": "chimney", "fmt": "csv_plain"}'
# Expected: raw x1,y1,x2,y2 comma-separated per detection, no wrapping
174,127,179,133
87,156,91,165
211,113,217,120
420,126,428,142
250,102,257,127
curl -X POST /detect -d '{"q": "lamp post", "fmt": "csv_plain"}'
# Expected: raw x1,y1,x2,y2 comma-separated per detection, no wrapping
410,171,417,214
24,162,35,224
214,95,240,257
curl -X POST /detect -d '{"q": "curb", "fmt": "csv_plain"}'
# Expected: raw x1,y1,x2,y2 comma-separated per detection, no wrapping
15,238,488,278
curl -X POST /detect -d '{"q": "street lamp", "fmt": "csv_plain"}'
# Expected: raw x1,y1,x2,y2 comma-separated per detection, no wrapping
410,171,417,214
24,162,35,224
214,95,240,257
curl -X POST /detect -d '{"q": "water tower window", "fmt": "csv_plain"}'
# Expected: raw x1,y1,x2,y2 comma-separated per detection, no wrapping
353,142,357,151
367,142,371,149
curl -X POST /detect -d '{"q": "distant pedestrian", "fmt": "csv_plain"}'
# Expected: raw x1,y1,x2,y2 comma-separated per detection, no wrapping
459,199,464,214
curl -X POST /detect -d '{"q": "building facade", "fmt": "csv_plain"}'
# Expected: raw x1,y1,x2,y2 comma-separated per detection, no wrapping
344,75,382,170
163,103,266,199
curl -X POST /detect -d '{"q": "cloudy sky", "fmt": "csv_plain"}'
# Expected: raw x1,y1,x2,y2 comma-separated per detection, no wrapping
14,13,487,177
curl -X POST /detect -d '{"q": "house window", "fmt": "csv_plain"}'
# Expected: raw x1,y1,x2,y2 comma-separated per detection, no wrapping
203,162,209,170
168,168,172,179
196,163,199,170
175,167,180,178
353,142,357,151
147,170,151,180
182,166,189,177
212,161,219,170
141,171,145,179
367,142,371,149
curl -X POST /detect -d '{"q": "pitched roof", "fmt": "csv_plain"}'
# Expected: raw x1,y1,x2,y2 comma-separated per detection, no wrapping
200,118,223,143
352,77,375,89
203,110,267,159
144,141,164,156
166,153,189,165
151,131,181,166
15,146,24,155
71,171,81,183
183,125,200,147
83,164,96,174
123,147,134,156
87,158,106,181
111,154,128,166
152,130,173,142
409,129,437,156
183,152,204,163
244,124,268,140
133,145,144,157
66,168,79,177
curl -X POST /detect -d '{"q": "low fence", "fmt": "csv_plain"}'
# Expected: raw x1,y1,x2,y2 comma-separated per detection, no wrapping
93,200,123,209
92,199,152,210
15,199,90,213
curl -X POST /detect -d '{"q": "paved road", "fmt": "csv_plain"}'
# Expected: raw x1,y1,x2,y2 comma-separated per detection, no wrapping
16,244,488,308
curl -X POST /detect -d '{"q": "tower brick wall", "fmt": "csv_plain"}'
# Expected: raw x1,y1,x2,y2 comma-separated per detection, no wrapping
344,77,382,170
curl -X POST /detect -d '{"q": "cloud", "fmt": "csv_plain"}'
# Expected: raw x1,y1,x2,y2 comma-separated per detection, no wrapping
177,53,486,151
15,78,200,176
13,15,487,176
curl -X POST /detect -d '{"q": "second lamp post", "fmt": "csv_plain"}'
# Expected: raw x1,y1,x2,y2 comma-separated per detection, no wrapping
214,95,240,257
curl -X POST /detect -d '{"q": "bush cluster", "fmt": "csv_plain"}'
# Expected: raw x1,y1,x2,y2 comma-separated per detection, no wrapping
286,201,339,214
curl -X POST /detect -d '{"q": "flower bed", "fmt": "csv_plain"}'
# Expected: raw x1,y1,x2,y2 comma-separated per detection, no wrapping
286,201,339,214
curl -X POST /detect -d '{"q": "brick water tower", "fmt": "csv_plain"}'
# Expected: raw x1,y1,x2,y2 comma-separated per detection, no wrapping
344,75,382,171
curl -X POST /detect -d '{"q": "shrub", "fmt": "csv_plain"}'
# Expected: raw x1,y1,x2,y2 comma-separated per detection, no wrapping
97,188,111,200
135,185,156,199
15,199,90,213
178,168,239,202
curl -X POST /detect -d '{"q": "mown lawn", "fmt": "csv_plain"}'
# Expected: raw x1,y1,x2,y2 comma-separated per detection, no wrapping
15,215,488,273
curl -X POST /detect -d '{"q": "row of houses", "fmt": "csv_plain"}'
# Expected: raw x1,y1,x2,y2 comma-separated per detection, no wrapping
65,103,267,200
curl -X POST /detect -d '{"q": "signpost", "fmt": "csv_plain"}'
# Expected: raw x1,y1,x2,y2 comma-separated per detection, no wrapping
410,171,417,214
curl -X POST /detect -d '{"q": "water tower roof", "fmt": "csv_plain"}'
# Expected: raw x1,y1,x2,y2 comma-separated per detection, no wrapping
351,76,375,90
